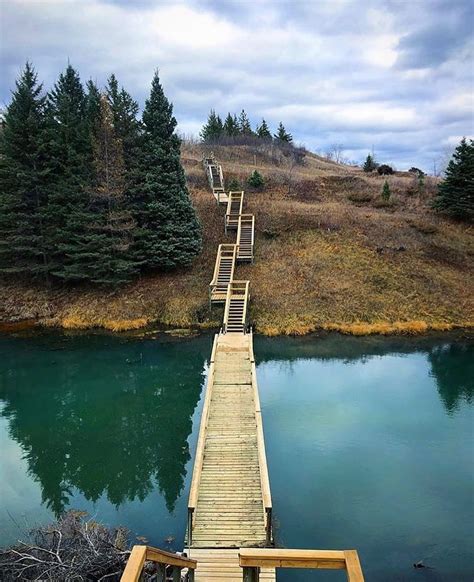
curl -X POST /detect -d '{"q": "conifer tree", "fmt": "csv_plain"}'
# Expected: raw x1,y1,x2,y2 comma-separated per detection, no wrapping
88,95,137,285
130,71,201,269
106,74,141,168
256,118,271,139
363,153,377,172
223,112,239,137
433,138,474,221
85,80,101,137
200,110,223,142
274,121,292,143
43,64,96,281
0,63,50,278
238,109,253,135
382,180,391,201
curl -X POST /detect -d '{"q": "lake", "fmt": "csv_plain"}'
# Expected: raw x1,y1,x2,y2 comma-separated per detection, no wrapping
0,331,472,581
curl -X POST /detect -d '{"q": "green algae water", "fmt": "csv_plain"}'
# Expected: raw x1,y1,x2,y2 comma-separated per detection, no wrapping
0,331,472,581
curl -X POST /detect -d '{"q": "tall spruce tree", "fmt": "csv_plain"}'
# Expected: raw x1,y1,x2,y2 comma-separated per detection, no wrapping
238,109,253,135
0,63,50,278
200,110,223,142
223,112,239,137
43,64,96,281
274,121,292,143
130,71,201,269
106,74,141,169
85,80,101,137
88,95,137,285
433,138,474,221
363,153,377,172
256,118,271,139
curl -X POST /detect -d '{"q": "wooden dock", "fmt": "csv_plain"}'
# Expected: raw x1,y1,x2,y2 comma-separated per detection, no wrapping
187,332,274,580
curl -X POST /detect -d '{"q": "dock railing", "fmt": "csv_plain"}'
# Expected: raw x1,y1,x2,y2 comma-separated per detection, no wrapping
120,545,197,582
239,549,364,581
249,330,272,544
187,334,219,545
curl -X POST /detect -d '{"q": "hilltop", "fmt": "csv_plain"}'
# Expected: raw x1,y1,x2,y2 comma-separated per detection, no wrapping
1,142,472,335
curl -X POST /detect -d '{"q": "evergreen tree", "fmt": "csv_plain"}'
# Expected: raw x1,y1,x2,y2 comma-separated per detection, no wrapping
274,121,292,143
130,71,201,269
433,138,474,221
223,112,239,137
106,74,141,168
363,153,377,172
256,118,271,139
247,170,265,189
238,109,253,136
200,109,223,142
85,80,101,137
43,64,96,281
382,180,391,201
0,62,50,278
88,95,137,285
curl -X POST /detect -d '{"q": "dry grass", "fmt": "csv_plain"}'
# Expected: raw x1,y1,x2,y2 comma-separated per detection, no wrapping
0,143,472,336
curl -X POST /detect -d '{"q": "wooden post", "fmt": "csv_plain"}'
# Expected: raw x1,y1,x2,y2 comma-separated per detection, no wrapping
171,565,182,581
243,566,259,582
265,507,272,546
187,509,193,546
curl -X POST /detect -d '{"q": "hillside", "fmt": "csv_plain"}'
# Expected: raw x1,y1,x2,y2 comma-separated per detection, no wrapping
1,143,473,335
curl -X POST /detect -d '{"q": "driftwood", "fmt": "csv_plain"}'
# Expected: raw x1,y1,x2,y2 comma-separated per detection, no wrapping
0,511,132,581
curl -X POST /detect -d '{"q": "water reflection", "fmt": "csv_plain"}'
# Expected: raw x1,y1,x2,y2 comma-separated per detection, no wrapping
255,333,474,414
0,334,208,516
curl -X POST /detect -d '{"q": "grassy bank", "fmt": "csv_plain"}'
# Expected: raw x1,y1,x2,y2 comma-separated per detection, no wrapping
1,144,472,336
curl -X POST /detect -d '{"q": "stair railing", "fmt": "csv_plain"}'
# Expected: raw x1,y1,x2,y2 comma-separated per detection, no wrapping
120,545,197,582
239,549,364,582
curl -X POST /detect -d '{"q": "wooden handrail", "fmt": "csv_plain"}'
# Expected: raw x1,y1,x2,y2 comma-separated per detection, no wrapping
187,334,219,540
249,331,272,543
121,545,196,582
209,244,236,288
239,549,364,581
222,280,249,332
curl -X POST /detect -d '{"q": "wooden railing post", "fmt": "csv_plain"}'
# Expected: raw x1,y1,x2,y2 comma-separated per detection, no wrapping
187,508,193,545
265,507,272,545
171,566,182,581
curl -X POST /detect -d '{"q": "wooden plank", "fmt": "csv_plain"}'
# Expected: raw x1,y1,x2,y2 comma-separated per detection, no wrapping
120,545,147,582
239,549,347,569
345,550,365,582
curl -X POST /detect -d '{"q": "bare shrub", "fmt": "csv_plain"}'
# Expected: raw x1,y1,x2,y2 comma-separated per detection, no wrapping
0,511,131,581
347,192,373,204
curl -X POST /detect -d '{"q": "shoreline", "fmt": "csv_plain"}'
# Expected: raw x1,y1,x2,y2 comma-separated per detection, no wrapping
1,317,472,338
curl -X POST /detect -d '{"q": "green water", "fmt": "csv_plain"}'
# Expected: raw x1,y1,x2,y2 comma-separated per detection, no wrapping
0,331,472,581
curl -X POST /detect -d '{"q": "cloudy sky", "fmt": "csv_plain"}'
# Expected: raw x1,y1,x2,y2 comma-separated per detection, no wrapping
1,0,473,171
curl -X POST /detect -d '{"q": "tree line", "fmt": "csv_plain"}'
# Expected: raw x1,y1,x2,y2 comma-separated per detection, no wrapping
0,63,202,286
200,109,293,144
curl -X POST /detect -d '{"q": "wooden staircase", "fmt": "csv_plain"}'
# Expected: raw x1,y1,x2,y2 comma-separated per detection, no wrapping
209,244,237,305
223,281,249,333
225,191,244,233
237,214,255,263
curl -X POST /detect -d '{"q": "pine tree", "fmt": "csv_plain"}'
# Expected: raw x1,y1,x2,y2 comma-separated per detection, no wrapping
247,170,265,189
43,64,96,281
88,95,137,285
382,180,391,201
130,71,201,269
238,109,253,136
274,121,292,143
0,62,50,278
256,118,271,139
106,74,141,169
85,80,101,137
200,110,223,142
223,112,239,137
363,154,377,172
433,138,474,221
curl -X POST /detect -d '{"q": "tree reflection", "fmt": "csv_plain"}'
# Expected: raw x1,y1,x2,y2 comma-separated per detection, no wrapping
428,343,473,413
0,336,207,516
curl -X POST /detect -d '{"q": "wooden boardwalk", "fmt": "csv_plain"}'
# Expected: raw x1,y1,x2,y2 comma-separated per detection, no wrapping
187,332,274,580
